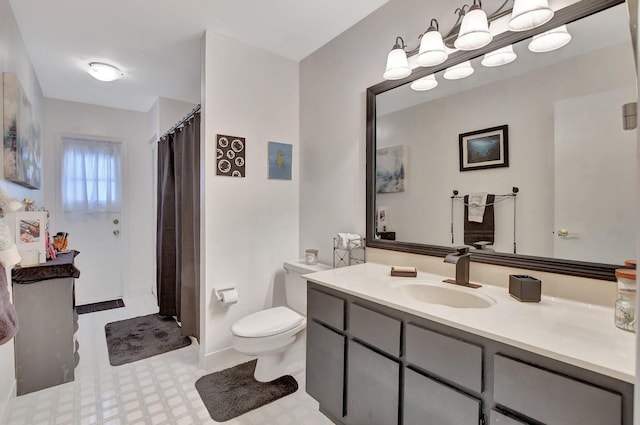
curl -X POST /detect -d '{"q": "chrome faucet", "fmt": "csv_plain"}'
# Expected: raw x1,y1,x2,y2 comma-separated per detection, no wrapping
443,247,481,288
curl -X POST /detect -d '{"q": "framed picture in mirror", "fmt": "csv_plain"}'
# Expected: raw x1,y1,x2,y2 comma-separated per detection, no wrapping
459,125,509,172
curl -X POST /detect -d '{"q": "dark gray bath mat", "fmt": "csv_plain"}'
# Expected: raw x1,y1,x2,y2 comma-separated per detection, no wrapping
104,313,191,366
77,299,125,314
195,360,298,421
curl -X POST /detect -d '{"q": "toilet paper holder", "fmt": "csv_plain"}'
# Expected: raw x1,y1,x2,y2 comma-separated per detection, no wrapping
215,287,239,304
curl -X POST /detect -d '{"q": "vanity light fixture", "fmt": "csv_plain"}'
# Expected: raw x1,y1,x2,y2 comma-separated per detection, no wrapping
443,61,475,80
528,25,572,52
455,0,493,50
88,62,124,82
381,0,558,81
410,74,438,91
416,19,449,67
481,45,517,67
383,37,411,80
508,0,554,31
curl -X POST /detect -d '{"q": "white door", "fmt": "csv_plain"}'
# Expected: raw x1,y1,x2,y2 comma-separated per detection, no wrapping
55,136,124,305
554,89,636,264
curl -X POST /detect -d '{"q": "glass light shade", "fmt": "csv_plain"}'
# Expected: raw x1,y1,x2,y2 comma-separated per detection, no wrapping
410,74,438,91
88,62,124,82
481,45,517,67
443,61,475,80
383,48,411,80
454,7,492,50
417,30,448,67
508,0,554,31
528,25,572,52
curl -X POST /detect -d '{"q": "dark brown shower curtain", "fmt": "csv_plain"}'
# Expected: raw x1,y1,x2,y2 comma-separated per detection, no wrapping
156,112,200,340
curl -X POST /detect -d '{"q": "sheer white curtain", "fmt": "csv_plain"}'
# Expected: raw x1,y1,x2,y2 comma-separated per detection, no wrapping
61,137,122,213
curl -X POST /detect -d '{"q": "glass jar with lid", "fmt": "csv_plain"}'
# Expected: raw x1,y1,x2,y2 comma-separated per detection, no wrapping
614,268,636,332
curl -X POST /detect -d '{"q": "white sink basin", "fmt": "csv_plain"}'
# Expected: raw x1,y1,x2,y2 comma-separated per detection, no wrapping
395,281,496,309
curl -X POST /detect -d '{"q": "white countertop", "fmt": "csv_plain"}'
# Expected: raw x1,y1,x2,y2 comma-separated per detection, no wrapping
304,262,636,383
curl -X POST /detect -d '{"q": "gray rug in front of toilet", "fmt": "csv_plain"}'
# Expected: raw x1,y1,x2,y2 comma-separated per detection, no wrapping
104,313,192,366
195,360,298,422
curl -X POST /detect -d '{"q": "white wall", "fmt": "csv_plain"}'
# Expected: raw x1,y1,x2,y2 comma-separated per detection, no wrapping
201,31,299,367
0,0,45,418
376,43,635,259
43,99,154,298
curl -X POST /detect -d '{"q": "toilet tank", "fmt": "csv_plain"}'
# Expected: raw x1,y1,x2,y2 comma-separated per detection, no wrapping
283,260,331,315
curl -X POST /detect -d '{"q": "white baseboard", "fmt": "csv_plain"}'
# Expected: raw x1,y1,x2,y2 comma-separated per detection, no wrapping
202,347,253,372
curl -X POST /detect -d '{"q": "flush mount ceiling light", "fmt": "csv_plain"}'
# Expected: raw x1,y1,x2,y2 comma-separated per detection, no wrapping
454,0,493,51
508,0,554,31
482,45,517,67
383,37,411,80
88,62,124,82
528,25,572,52
416,19,449,67
444,61,475,80
410,74,438,91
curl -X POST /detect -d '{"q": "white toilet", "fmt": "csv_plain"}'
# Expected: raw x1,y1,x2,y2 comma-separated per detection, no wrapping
231,259,331,382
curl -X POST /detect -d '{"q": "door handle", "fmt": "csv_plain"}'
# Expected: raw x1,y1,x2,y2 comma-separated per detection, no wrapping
113,230,120,236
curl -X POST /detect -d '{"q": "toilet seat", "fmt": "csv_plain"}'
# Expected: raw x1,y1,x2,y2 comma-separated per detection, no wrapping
231,306,304,337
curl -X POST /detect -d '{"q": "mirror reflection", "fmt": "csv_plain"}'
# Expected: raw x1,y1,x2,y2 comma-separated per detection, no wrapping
374,4,636,265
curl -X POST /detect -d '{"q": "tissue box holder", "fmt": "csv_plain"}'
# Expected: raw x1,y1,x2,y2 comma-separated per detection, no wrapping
509,275,541,302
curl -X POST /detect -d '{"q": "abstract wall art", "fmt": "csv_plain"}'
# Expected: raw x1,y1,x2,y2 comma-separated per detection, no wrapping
3,73,42,189
268,141,292,180
376,145,407,193
216,134,245,177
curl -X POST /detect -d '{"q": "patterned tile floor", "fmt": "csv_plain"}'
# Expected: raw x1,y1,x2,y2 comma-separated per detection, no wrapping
3,295,333,425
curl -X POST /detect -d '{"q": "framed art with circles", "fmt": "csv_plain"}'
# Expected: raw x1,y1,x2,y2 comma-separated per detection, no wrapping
216,134,245,177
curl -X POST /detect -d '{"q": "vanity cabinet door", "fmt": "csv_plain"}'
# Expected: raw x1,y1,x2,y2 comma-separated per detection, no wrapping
494,354,623,425
306,319,346,419
404,368,481,425
346,340,399,425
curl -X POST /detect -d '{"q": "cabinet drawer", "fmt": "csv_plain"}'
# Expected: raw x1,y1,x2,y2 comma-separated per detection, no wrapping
404,368,481,425
405,324,482,394
306,320,345,418
490,410,528,424
308,287,345,330
350,303,401,357
494,355,622,425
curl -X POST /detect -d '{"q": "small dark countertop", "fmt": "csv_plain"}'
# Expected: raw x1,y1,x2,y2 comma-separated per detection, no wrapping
12,250,80,284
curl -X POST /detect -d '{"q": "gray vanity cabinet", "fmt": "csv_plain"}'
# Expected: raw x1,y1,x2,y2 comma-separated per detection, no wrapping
306,283,633,425
346,341,399,425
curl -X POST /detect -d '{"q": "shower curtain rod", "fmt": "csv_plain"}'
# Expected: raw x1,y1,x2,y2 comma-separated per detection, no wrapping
159,104,201,140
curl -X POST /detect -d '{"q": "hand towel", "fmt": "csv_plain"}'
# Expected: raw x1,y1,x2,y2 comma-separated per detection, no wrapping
464,194,495,245
0,262,18,345
336,233,362,249
0,244,21,269
467,193,488,223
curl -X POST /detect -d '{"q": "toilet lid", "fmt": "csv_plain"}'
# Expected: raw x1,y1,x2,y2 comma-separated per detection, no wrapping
232,306,304,337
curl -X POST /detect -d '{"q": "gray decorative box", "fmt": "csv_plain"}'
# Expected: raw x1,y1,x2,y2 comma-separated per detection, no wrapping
509,275,541,302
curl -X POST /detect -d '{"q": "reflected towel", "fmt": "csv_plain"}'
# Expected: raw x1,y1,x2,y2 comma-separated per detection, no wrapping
464,194,495,245
336,233,362,250
467,193,488,223
0,262,17,345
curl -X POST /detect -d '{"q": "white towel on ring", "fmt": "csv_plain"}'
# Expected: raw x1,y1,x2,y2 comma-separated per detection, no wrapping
467,193,488,223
